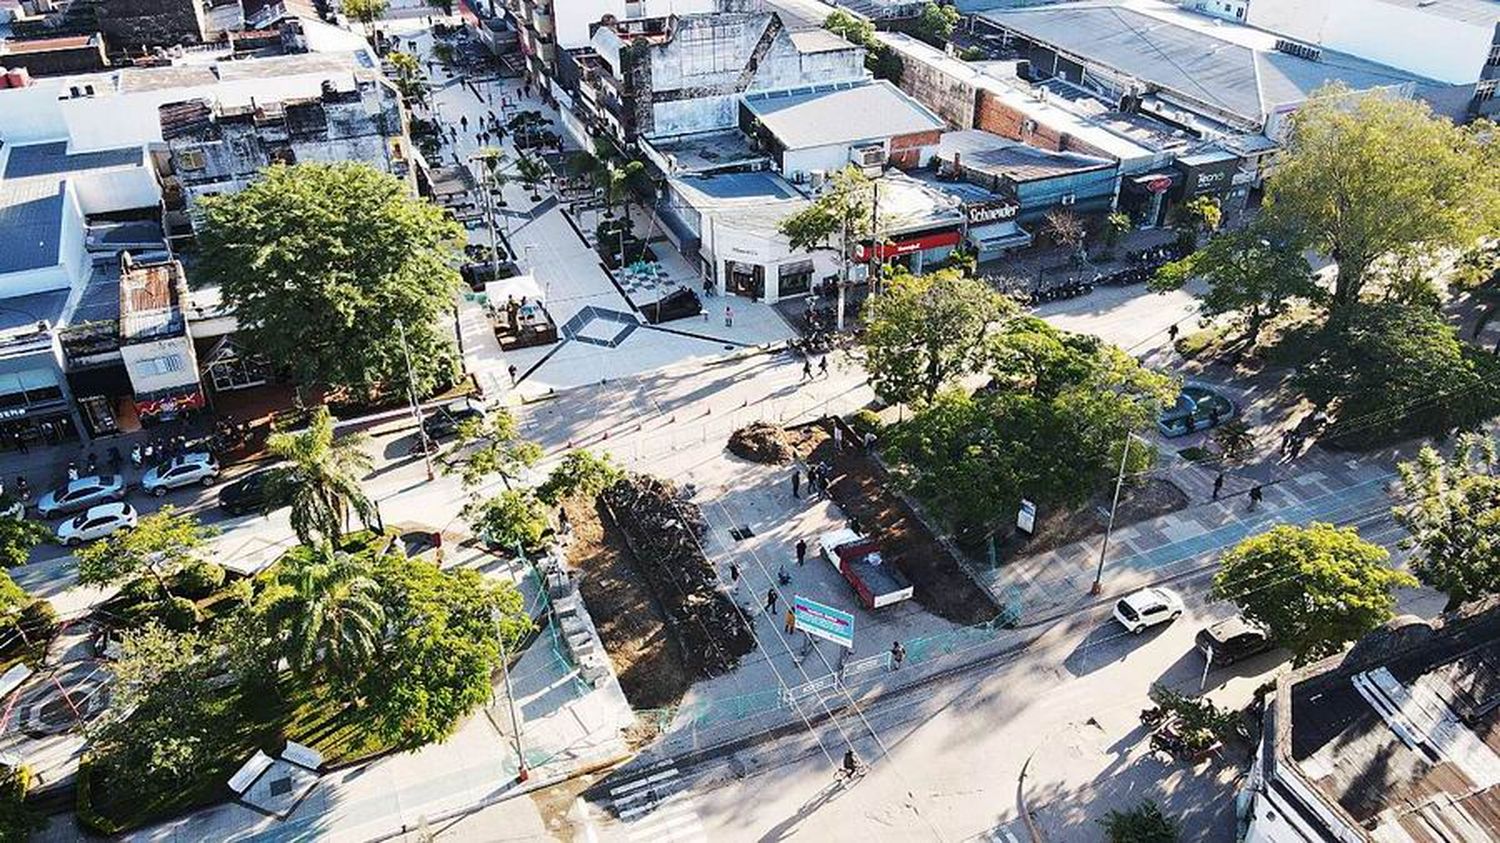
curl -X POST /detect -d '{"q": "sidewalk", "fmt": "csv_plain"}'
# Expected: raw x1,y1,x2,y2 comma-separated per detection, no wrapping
982,448,1403,622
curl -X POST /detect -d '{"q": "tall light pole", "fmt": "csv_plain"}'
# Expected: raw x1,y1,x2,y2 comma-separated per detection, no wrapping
395,319,435,481
493,607,528,782
1091,431,1144,595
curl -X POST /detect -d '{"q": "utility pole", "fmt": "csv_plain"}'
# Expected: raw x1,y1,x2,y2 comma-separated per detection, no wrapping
493,607,529,782
869,178,881,296
471,151,509,271
837,207,850,332
396,319,435,481
1091,432,1136,595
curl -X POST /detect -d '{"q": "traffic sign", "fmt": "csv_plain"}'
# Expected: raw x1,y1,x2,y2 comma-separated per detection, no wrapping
792,595,855,649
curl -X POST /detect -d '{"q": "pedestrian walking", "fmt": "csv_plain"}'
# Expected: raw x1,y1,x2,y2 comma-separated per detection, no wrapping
802,359,812,381
1249,484,1264,510
796,537,807,566
1280,430,1294,456
729,562,740,584
1167,322,1179,343
833,424,844,452
508,364,518,384
16,476,27,502
1212,472,1224,501
890,640,906,670
791,467,802,499
818,357,829,377
461,115,469,131
784,607,796,635
86,453,97,474
13,432,25,454
66,461,78,482
725,305,733,328
766,588,778,614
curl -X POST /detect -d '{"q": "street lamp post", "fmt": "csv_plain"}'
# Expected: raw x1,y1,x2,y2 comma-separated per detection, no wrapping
493,607,528,782
395,319,435,481
1091,431,1143,595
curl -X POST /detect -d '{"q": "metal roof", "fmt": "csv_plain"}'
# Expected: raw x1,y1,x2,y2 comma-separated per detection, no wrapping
980,2,1437,125
0,289,67,332
743,80,945,150
0,142,144,277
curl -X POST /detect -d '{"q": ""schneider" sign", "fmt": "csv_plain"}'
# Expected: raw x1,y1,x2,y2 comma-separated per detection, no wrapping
967,201,1020,225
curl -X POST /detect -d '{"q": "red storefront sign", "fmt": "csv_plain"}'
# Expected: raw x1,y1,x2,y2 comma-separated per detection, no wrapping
135,388,206,420
855,230,961,261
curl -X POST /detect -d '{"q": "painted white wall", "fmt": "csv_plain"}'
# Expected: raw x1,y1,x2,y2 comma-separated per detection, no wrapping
555,0,716,49
1248,0,1494,84
782,141,885,185
700,213,837,302
71,166,160,215
121,335,200,395
55,183,87,296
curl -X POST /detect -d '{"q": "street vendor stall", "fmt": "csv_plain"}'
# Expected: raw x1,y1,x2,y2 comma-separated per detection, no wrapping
484,275,557,350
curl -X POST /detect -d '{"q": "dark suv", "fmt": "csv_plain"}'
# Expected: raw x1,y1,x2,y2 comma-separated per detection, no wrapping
218,470,275,516
423,397,486,440
1196,616,1274,667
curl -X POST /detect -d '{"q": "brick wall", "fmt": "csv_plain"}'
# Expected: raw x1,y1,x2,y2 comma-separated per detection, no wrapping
974,91,1111,159
890,128,942,168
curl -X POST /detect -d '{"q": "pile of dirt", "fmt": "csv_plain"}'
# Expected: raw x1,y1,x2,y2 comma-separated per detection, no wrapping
562,496,691,709
790,423,1000,626
599,476,757,677
727,421,793,464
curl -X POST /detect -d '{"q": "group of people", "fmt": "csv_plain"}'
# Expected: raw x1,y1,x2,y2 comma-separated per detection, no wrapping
790,462,833,501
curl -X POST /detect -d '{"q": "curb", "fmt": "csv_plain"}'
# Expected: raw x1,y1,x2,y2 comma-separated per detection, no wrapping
367,751,634,843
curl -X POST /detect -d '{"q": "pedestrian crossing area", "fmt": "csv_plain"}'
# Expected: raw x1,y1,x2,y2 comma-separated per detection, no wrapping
604,764,705,843
976,823,1024,843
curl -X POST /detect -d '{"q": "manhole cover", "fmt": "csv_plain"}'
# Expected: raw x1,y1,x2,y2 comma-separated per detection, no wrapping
269,777,293,797
728,525,755,540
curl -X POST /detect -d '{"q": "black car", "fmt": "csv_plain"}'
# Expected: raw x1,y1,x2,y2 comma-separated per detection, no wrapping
1196,616,1274,667
218,470,274,516
423,398,486,439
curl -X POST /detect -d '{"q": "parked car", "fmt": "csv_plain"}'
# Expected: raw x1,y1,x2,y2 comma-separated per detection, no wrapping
1196,615,1274,666
423,397,487,439
56,502,137,546
218,469,276,516
1113,587,1185,634
1157,383,1236,437
141,453,220,496
36,475,126,518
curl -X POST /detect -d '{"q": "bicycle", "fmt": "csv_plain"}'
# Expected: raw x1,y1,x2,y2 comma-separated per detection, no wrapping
837,754,867,785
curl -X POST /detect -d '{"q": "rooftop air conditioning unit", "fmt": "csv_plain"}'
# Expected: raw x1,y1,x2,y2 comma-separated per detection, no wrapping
854,144,884,168
809,170,827,189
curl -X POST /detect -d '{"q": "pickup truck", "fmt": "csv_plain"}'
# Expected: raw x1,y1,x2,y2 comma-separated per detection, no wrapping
818,528,914,610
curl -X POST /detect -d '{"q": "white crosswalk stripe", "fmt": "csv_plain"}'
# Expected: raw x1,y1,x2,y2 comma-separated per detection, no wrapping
605,766,705,843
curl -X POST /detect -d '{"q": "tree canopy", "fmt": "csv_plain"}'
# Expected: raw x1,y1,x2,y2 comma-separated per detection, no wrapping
76,507,215,598
1264,86,1500,318
860,268,1017,405
911,2,960,47
884,318,1173,532
199,163,464,401
265,405,376,544
1211,523,1415,664
536,450,624,505
265,545,385,685
1395,434,1500,610
446,408,542,488
465,489,550,552
778,166,873,277
1151,223,1319,347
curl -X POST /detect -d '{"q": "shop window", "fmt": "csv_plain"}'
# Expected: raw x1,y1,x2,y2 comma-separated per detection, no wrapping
143,355,186,375
23,385,62,404
0,391,25,410
779,260,814,297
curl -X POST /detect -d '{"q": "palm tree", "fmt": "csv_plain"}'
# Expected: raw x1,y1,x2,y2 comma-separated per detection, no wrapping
516,153,548,201
269,544,384,685
474,146,509,207
265,405,375,545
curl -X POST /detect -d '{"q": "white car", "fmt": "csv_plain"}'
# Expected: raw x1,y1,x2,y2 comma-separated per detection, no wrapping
141,453,220,497
56,502,137,546
1113,587,1185,634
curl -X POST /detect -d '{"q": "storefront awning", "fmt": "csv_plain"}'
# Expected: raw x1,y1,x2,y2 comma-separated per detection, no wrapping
968,220,1032,252
855,230,961,262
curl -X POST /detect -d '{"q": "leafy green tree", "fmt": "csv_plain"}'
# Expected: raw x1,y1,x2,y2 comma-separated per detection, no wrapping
779,166,873,327
536,450,624,505
446,408,542,488
0,504,48,568
1151,224,1318,348
388,50,425,104
1395,434,1500,610
1297,301,1500,444
1170,195,1221,246
265,405,376,545
884,321,1172,532
199,163,464,401
516,153,548,201
861,268,1016,404
342,0,387,34
76,507,215,599
1100,799,1178,843
359,554,530,746
911,2,960,47
0,569,27,627
1103,211,1132,248
266,545,384,686
86,625,224,800
0,763,42,843
823,9,874,47
1211,523,1416,664
1265,86,1500,320
466,489,549,551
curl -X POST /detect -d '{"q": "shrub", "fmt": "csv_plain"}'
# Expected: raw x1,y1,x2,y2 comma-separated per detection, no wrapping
155,596,200,632
467,490,550,552
173,561,225,599
1100,800,1178,842
536,450,625,504
118,576,157,605
848,409,885,439
18,599,56,639
1,763,42,841
223,577,254,610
